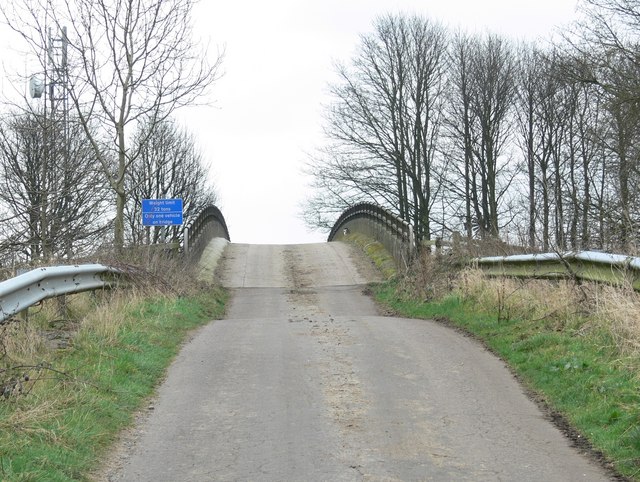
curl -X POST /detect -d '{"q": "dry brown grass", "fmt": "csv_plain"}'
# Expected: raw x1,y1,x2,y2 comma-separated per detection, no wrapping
399,248,640,356
94,248,210,297
454,267,640,356
457,270,583,324
402,235,537,302
75,292,136,347
0,392,66,438
0,319,47,364
398,251,462,301
0,296,84,400
589,284,640,355
1,251,208,400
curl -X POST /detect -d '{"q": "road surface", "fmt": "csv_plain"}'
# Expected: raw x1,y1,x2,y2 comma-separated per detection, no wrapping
106,242,610,481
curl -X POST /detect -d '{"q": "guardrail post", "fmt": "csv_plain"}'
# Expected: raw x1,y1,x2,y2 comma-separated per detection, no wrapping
18,308,28,322
452,231,461,255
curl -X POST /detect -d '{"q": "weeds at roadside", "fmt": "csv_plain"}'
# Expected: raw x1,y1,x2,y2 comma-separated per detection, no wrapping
343,232,398,280
397,250,461,302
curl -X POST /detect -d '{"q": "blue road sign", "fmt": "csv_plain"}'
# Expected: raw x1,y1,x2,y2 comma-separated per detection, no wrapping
142,199,183,226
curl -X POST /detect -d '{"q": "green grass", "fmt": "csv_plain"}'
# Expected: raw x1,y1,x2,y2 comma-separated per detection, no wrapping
343,233,397,279
375,280,640,480
0,287,227,481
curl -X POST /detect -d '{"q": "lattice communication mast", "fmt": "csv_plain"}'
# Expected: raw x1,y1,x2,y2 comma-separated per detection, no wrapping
29,26,73,257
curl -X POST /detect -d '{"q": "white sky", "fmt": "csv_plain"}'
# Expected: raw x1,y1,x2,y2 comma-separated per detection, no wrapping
183,0,580,244
0,0,581,245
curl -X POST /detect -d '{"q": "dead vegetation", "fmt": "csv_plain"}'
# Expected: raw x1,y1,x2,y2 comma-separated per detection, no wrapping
460,267,640,356
405,249,640,357
396,250,462,301
0,250,213,401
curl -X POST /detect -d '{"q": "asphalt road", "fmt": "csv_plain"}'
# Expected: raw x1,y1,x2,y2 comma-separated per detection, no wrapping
107,242,611,481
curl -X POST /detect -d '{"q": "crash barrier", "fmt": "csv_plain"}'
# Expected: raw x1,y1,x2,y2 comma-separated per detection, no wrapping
184,205,230,261
475,251,640,290
328,203,640,289
0,264,122,323
0,204,231,322
328,203,415,269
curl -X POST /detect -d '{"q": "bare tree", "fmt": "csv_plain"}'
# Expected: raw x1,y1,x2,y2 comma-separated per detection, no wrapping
444,33,516,240
469,34,517,238
444,32,478,239
601,65,640,250
0,110,109,262
306,14,448,243
559,0,640,251
303,145,399,231
561,72,604,251
514,44,543,249
2,0,223,251
125,119,217,246
571,0,640,101
514,43,609,252
306,4,640,254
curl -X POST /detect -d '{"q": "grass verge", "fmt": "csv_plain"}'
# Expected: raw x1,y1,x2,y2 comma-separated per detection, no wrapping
343,232,397,279
374,275,640,480
0,286,227,481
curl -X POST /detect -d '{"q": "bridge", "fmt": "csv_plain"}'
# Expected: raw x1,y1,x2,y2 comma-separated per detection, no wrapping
101,203,608,480
183,202,640,290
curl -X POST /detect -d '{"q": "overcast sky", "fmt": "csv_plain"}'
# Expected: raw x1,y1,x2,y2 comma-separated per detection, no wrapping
182,0,580,244
1,0,581,245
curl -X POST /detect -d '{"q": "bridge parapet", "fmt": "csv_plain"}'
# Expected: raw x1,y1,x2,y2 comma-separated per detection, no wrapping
184,205,230,262
328,203,415,269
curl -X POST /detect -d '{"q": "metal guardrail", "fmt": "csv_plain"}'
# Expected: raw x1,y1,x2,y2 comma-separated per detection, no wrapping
0,204,231,322
184,205,230,261
0,264,122,323
328,203,640,289
476,251,640,290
